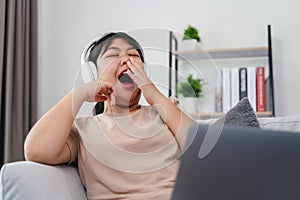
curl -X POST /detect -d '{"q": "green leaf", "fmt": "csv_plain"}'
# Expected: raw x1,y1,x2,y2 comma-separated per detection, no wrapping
183,25,201,42
177,74,203,97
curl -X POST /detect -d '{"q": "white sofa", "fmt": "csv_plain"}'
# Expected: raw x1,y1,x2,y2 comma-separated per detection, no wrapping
1,116,300,200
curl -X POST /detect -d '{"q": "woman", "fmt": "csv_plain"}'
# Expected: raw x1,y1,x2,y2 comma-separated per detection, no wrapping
24,32,196,199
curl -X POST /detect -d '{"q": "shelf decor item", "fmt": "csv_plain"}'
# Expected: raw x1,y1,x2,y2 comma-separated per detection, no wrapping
178,74,203,97
181,25,201,50
178,74,203,113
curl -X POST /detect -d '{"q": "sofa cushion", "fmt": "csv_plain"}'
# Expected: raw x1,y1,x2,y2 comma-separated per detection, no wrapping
198,97,260,128
215,97,260,128
0,161,87,200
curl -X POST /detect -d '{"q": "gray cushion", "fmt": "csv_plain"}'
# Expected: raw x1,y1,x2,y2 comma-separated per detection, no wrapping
194,97,260,159
215,97,260,128
0,161,87,200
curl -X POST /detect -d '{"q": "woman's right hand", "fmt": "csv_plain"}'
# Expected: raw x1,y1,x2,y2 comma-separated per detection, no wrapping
83,79,116,106
78,59,120,106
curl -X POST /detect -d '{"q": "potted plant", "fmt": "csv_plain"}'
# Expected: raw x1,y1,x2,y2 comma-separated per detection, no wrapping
177,74,203,113
181,25,201,50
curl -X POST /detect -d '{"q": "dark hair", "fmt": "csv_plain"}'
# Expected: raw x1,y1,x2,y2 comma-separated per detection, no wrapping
88,32,145,115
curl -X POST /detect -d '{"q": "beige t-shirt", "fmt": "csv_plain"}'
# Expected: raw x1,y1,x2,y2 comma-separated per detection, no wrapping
67,105,183,200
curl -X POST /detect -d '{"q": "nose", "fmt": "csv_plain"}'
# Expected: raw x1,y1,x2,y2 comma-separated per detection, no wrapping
120,54,130,67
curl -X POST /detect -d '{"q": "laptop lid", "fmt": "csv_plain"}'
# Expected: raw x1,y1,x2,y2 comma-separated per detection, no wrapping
171,124,300,200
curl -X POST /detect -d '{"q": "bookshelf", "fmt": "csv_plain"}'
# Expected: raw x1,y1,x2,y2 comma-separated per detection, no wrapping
172,46,268,60
168,25,275,119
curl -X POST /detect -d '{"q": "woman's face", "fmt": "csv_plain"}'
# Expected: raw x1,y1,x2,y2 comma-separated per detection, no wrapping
96,38,142,107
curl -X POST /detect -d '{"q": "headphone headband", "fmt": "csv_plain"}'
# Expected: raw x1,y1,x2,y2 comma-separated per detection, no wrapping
81,33,119,65
80,36,101,65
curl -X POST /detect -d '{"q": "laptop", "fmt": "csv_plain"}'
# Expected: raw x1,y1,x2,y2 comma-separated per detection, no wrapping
171,124,300,200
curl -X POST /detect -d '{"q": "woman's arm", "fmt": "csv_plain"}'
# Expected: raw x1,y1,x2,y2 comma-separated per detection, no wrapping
24,87,87,164
127,57,196,146
24,79,115,165
142,83,196,136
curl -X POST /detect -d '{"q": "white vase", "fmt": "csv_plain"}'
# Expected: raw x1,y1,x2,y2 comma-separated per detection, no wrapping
180,97,199,113
181,39,197,50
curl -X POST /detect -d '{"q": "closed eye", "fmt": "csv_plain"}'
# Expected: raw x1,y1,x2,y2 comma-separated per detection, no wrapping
129,54,140,57
106,54,119,58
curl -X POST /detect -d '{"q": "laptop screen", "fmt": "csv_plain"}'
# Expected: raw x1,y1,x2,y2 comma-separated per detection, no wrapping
171,124,300,200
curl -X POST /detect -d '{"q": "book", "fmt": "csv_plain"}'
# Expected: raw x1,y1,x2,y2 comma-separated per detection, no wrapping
256,66,266,112
265,77,271,112
214,67,223,113
239,68,247,100
222,68,231,112
215,87,222,113
230,68,240,108
247,66,257,111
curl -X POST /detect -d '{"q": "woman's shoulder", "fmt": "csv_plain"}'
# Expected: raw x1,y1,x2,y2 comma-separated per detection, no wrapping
75,115,94,123
75,113,108,122
74,114,106,129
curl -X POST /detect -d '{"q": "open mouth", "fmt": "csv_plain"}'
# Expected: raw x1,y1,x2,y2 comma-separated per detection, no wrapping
118,72,134,85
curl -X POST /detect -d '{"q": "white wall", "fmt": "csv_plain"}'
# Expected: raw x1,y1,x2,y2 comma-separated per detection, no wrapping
38,0,300,118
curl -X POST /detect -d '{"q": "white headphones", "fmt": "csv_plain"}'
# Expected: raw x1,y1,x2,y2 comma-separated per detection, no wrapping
80,36,102,83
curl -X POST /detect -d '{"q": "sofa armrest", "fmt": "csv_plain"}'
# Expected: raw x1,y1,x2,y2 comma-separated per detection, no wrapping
0,161,87,200
259,116,300,132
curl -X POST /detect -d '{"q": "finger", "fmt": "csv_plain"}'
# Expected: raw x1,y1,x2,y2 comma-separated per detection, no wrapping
97,81,115,95
129,57,144,72
127,60,137,74
106,95,112,106
107,87,114,94
95,95,108,102
100,86,109,95
127,60,134,68
129,56,143,66
128,67,134,74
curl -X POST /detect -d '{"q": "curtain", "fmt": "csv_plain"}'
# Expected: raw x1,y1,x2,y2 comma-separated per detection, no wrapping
0,0,38,166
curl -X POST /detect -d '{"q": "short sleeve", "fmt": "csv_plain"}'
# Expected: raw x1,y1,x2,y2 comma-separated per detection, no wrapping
66,125,80,164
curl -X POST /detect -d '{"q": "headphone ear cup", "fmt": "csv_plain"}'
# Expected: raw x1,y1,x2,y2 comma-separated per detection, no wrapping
81,61,98,83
